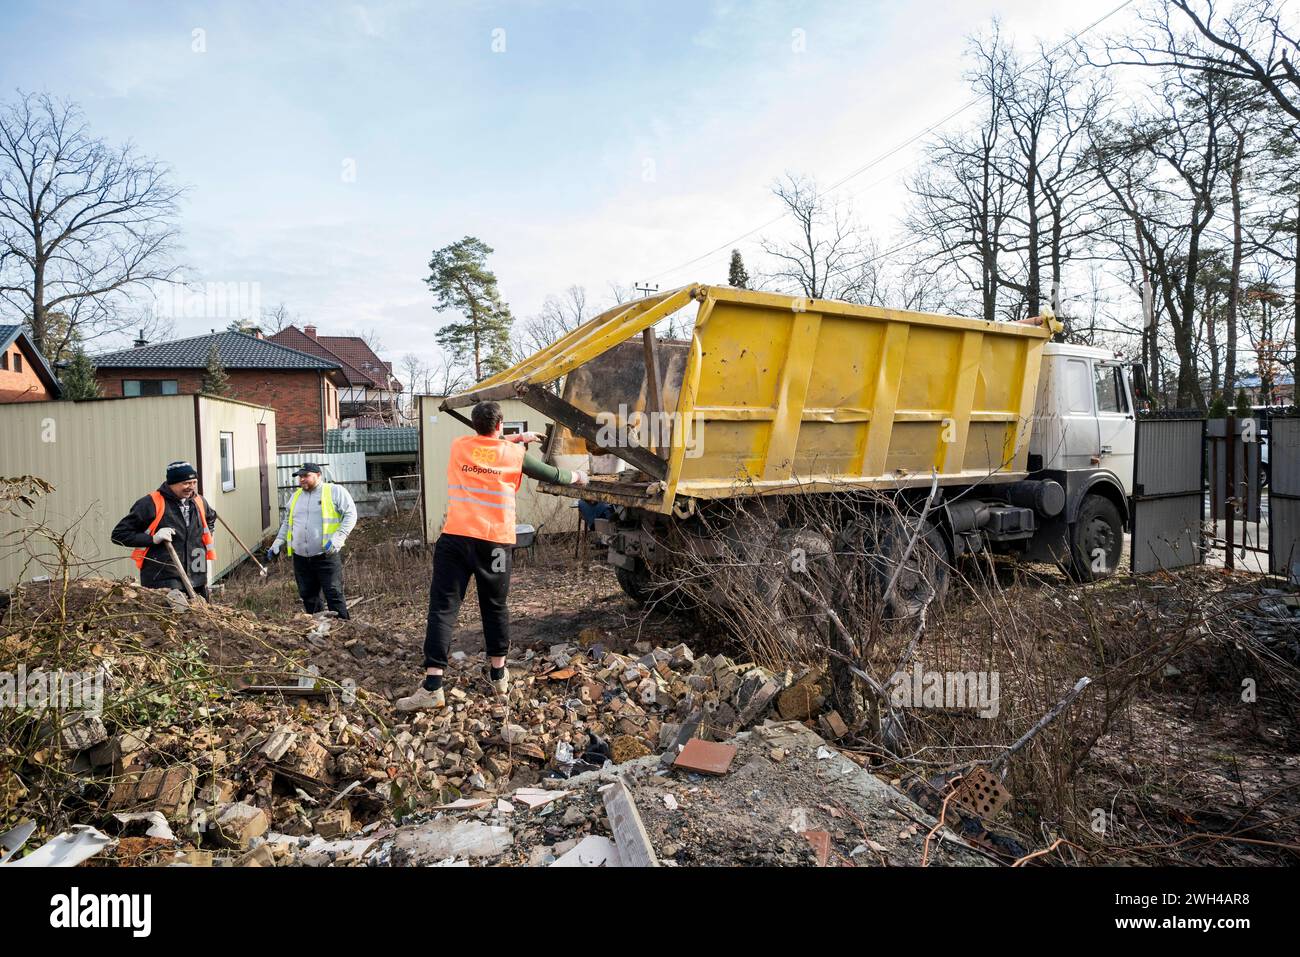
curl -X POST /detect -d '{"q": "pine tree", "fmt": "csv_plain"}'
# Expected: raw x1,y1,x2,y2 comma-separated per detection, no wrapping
1234,388,1252,418
59,348,100,400
201,342,230,395
728,249,750,289
425,236,514,381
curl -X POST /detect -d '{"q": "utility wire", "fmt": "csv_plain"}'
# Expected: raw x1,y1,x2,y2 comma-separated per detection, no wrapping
641,0,1140,285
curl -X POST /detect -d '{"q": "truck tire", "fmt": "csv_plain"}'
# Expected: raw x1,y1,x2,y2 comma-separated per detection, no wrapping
881,519,950,620
836,513,948,622
616,559,696,612
1065,494,1123,582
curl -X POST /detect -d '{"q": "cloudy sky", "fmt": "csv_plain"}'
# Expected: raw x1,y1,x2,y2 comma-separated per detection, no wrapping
0,0,1134,373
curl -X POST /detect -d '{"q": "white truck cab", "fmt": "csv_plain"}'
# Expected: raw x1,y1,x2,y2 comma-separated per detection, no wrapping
1030,343,1138,497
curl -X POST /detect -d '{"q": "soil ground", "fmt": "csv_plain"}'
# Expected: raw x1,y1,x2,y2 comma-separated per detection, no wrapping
213,513,1300,866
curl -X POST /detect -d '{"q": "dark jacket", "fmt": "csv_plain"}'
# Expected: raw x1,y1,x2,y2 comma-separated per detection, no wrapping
111,485,219,590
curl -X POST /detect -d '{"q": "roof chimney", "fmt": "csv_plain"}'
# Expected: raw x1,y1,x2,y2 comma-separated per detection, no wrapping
133,328,148,349
304,325,317,339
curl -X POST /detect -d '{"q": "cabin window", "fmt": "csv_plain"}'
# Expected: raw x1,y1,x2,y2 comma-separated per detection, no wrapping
220,432,236,491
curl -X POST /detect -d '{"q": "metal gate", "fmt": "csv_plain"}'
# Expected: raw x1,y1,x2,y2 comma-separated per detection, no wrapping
1270,416,1300,583
1130,416,1205,574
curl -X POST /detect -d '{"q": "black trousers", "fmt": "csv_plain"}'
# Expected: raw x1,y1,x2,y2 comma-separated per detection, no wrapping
293,552,350,618
423,533,512,670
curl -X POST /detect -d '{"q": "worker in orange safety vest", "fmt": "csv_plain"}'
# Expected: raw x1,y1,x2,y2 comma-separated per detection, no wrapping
398,401,589,711
111,460,218,599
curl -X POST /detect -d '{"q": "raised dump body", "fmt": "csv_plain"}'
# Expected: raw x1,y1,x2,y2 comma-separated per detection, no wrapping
440,284,1059,514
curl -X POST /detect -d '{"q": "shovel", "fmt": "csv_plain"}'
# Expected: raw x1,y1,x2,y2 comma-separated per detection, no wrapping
216,514,268,577
161,539,202,603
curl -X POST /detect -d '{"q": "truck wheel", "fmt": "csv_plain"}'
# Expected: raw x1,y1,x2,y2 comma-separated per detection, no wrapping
616,560,695,612
1066,495,1123,582
882,519,950,620
837,514,948,622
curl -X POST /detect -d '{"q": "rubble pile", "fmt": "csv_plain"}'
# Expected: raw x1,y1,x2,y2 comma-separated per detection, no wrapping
1,577,843,866
247,719,992,868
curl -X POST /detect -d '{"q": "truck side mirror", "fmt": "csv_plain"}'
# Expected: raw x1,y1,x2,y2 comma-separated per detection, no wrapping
1130,363,1150,404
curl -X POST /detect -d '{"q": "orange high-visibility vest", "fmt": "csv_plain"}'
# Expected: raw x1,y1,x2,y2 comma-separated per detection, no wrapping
131,490,216,569
441,435,525,544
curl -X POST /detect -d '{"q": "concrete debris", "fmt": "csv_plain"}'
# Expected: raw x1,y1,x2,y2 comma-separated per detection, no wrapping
0,576,878,867
390,820,513,863
213,802,269,849
112,811,176,841
513,787,569,810
60,714,109,752
0,821,36,864
315,808,352,838
0,825,115,868
550,835,621,867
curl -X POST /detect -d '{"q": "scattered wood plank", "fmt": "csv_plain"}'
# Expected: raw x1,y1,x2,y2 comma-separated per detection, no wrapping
601,779,659,868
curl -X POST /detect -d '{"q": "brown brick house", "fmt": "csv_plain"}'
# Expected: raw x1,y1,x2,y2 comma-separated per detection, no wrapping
0,324,61,402
268,325,403,425
93,331,345,449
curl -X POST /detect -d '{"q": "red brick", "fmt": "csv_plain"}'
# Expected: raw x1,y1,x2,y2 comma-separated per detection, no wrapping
96,368,339,448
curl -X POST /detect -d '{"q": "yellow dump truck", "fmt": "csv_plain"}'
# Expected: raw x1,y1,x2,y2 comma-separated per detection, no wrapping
440,284,1145,605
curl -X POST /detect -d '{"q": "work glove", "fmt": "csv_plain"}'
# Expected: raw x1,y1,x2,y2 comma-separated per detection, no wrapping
152,527,175,544
267,539,283,560
324,535,342,554
571,469,590,487
513,431,545,445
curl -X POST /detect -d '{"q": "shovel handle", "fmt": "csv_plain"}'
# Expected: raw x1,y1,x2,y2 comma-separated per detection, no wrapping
162,539,200,602
216,513,268,574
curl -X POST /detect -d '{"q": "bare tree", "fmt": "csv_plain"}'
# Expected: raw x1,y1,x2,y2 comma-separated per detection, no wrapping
1103,1,1300,124
1249,115,1300,384
905,85,1018,323
1092,68,1231,410
992,38,1108,319
400,352,427,402
760,173,883,304
513,285,592,357
0,92,184,363
260,301,294,334
428,346,471,398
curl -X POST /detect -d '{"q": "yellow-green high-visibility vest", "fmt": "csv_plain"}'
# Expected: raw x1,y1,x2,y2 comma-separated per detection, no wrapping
286,482,342,556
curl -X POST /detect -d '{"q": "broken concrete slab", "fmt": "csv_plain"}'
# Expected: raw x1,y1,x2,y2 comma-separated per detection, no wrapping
550,835,621,867
315,808,352,839
390,820,513,863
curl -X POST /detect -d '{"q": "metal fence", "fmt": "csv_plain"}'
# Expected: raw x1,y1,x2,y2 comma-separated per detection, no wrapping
1131,416,1205,574
1270,416,1300,583
274,451,366,489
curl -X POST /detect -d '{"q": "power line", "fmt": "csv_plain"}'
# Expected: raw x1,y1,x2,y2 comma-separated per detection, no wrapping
642,0,1140,285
